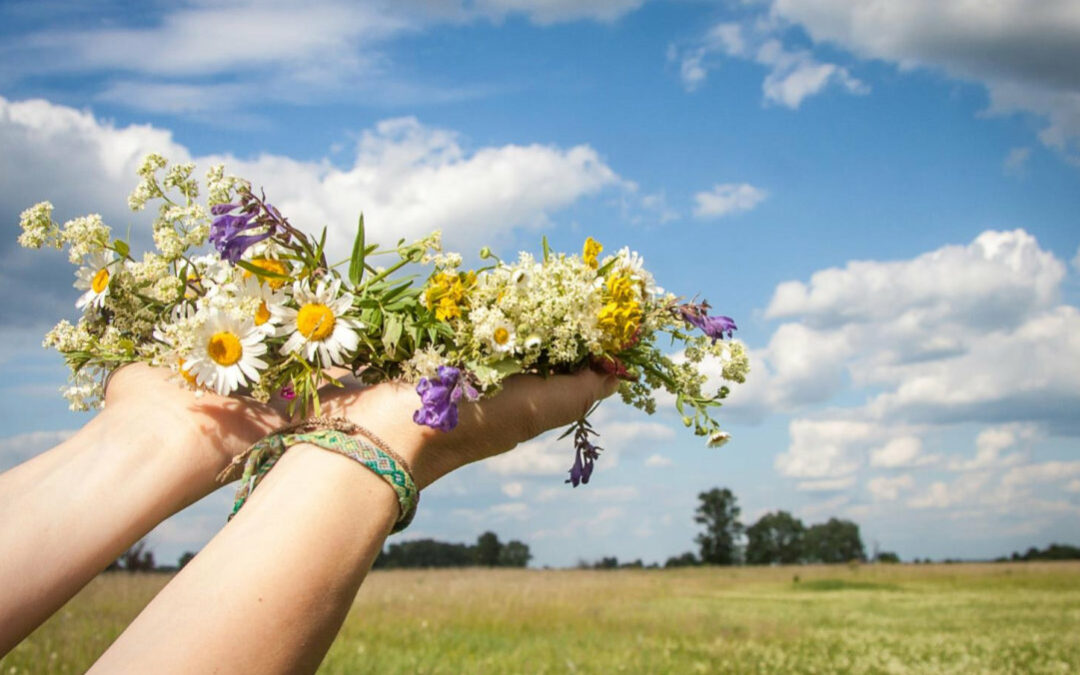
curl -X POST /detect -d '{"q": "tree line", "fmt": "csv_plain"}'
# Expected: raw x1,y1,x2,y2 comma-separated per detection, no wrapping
372,530,532,569
664,487,880,567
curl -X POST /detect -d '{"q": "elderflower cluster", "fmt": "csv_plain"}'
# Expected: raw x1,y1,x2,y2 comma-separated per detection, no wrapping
18,201,61,249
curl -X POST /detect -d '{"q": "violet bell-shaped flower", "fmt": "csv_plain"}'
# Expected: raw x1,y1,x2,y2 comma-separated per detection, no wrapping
678,303,737,342
412,366,479,432
566,438,600,487
209,204,273,264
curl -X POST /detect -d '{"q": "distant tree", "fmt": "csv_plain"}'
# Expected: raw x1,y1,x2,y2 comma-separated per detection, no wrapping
119,540,155,572
374,539,476,568
475,531,503,567
664,551,700,568
745,511,805,565
178,551,197,569
876,551,900,564
804,518,865,563
619,559,644,569
694,488,743,565
498,540,532,568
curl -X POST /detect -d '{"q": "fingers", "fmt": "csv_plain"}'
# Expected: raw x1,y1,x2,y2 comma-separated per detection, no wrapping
480,370,619,442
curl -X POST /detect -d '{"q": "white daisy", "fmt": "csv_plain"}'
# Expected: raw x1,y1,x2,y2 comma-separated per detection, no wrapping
184,311,268,396
275,279,361,366
74,250,115,310
488,319,517,354
238,276,287,336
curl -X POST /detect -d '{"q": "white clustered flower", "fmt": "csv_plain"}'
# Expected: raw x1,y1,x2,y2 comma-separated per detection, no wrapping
61,214,111,264
62,366,106,412
18,201,60,249
183,310,268,396
275,279,362,366
128,154,167,211
403,345,448,380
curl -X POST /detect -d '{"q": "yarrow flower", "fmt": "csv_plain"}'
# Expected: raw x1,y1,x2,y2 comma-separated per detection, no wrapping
413,365,479,432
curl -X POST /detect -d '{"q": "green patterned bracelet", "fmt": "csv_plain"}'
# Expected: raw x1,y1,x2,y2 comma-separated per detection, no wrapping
218,418,419,533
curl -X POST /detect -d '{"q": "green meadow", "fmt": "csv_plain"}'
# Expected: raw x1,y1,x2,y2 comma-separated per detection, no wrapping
4,562,1078,673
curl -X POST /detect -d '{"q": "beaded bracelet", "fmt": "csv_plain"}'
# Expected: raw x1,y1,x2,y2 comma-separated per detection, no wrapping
217,417,419,533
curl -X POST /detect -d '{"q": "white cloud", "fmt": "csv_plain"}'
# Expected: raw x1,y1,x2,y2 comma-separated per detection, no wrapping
798,494,849,520
797,476,855,492
766,229,1064,328
907,472,990,510
502,481,525,498
0,97,623,331
774,418,873,478
869,436,939,469
1003,147,1031,175
693,183,767,219
7,1,646,114
645,454,672,467
1001,461,1080,487
867,474,914,501
1067,479,1080,493
947,424,1033,471
674,20,867,108
768,0,1080,158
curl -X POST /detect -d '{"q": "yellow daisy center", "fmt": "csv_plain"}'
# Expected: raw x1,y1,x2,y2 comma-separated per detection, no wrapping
207,332,243,366
494,327,511,345
254,300,271,326
91,268,110,294
245,258,289,290
297,303,336,341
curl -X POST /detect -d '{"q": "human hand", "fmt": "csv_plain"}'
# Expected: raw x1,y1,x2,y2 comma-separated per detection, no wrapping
318,369,619,489
102,363,290,470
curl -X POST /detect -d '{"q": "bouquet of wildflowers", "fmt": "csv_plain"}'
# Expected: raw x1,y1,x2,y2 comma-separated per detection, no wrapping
18,155,748,485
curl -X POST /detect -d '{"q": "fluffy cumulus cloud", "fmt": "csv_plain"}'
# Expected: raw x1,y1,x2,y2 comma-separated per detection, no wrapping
723,227,1080,538
0,96,622,333
767,0,1080,159
693,183,767,218
4,0,645,114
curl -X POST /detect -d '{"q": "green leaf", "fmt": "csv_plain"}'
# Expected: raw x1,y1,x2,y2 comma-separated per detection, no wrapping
596,258,616,277
490,358,524,377
112,239,130,258
235,259,290,280
382,314,403,355
542,235,551,263
349,213,366,286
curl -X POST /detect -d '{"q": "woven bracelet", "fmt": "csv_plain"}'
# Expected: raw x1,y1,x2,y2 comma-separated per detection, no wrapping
218,417,419,533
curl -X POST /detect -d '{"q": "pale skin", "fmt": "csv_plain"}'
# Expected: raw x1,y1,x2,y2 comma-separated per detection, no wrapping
0,363,617,672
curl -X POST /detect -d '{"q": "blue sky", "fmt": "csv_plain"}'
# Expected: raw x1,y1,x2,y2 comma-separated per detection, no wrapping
1,0,1078,567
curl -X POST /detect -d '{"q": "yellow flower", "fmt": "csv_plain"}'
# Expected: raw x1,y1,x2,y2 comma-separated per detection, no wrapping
244,257,290,290
597,273,642,351
425,270,476,322
583,237,603,269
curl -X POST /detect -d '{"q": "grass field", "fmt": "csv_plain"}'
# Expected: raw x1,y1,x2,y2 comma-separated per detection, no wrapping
3,561,1079,673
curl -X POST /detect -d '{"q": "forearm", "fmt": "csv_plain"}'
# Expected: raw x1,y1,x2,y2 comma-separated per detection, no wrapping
90,443,397,674
0,408,233,653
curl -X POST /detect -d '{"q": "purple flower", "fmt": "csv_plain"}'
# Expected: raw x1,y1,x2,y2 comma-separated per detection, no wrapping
679,303,737,342
566,438,600,487
279,383,296,401
209,210,271,264
412,366,478,432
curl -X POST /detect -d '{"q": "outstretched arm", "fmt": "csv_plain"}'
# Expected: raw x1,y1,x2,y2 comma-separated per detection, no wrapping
0,365,287,654
90,369,617,674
